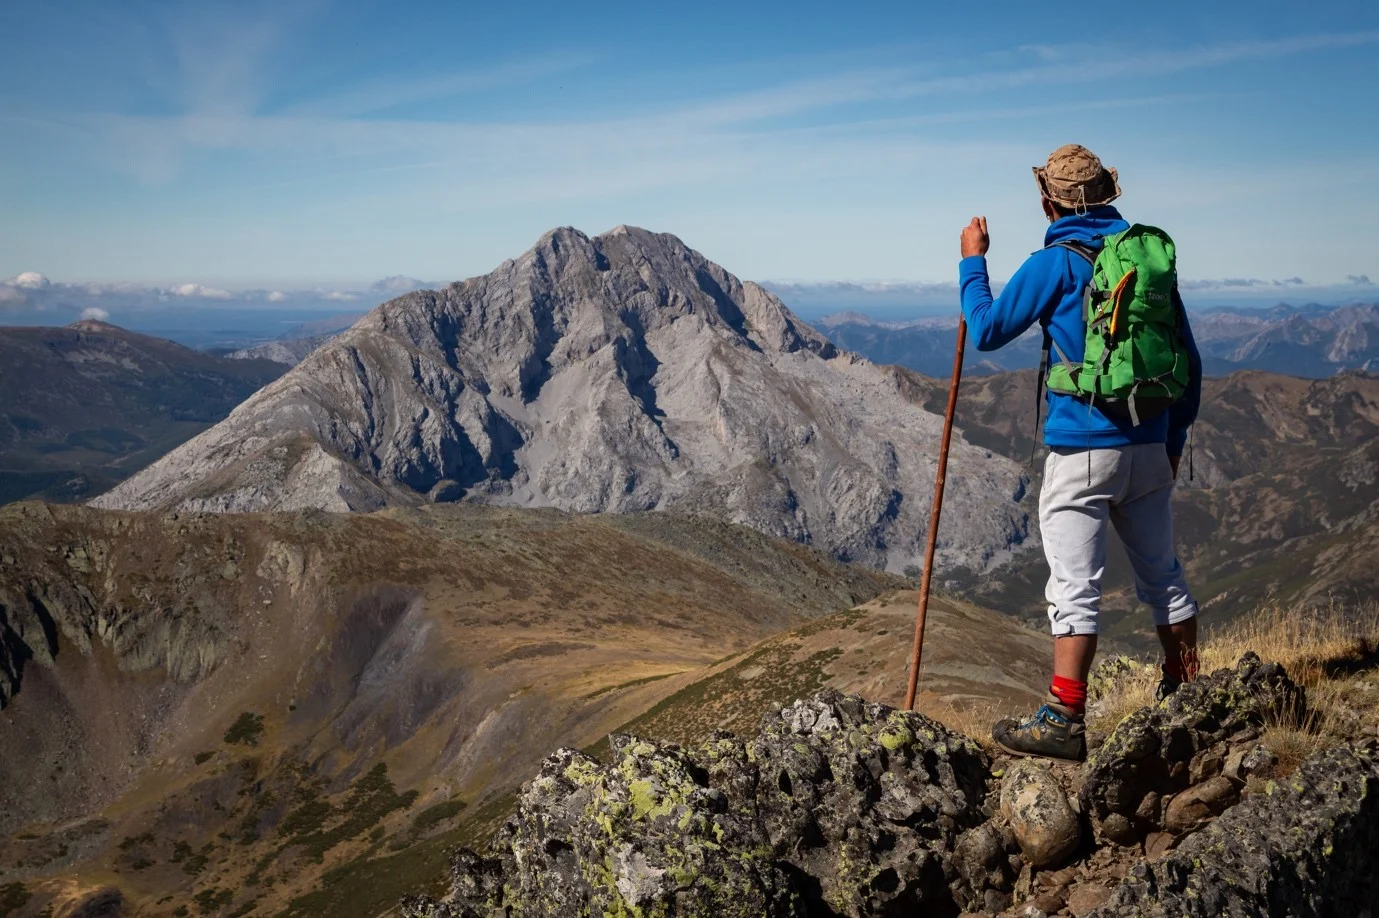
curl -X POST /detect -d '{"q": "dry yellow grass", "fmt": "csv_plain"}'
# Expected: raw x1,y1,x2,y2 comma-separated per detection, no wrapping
1086,602,1379,775
869,602,1379,769
922,698,1006,754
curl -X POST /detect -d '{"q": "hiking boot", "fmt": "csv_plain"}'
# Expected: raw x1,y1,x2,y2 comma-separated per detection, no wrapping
1155,674,1183,702
992,694,1086,762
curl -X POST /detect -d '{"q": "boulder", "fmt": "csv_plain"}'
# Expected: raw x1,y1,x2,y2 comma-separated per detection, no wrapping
1162,776,1240,834
402,690,991,918
1000,761,1081,868
1080,653,1303,846
952,821,1020,903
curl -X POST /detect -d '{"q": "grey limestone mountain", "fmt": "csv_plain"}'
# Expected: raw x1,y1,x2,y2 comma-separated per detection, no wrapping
226,333,337,366
92,226,1032,571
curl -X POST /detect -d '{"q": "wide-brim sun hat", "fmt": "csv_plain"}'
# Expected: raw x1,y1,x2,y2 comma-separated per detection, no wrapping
1033,144,1122,212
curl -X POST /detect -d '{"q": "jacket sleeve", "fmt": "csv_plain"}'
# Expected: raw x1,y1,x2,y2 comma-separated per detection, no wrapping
1166,287,1201,457
958,250,1068,352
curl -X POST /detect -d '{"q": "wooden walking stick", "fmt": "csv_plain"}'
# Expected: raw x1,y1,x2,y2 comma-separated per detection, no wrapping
904,313,967,711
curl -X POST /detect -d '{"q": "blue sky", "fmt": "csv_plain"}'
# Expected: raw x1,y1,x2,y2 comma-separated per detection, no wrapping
2,0,1377,294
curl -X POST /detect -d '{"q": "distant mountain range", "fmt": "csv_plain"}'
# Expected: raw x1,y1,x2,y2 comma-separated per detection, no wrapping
0,320,287,503
816,303,1379,378
225,333,338,366
92,226,1033,574
895,366,1379,645
221,312,368,365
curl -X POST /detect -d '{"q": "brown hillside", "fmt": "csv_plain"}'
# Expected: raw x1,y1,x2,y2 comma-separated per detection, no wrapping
0,503,1045,917
0,322,286,504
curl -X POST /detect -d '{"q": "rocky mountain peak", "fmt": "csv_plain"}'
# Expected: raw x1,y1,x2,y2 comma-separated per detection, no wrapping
92,226,1030,572
66,318,121,334
362,225,833,366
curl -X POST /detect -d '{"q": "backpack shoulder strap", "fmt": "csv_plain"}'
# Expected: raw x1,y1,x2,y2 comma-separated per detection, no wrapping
1050,239,1098,264
1031,238,1100,463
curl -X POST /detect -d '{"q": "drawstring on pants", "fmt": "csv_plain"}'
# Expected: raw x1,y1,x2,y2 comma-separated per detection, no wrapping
1086,399,1094,486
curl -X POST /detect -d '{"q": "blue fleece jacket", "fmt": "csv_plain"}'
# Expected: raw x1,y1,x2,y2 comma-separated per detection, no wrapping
958,206,1201,456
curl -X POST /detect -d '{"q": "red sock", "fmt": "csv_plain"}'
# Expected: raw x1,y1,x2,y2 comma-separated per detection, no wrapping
1050,675,1088,714
1163,648,1199,682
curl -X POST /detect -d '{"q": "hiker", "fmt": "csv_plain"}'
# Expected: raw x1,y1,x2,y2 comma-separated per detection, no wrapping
956,144,1203,762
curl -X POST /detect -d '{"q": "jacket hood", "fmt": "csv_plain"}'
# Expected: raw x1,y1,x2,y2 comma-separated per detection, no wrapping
1043,206,1128,247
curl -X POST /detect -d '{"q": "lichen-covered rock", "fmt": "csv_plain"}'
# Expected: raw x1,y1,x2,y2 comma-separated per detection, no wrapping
401,690,991,918
403,657,1378,917
1000,760,1081,868
1080,653,1304,846
1087,656,1150,702
951,820,1020,906
1090,741,1379,917
399,851,504,918
748,691,990,913
1223,743,1277,782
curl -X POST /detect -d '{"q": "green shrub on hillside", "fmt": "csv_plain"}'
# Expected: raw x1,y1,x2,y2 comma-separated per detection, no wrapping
280,763,419,863
411,797,467,834
0,882,31,917
223,712,264,746
193,888,232,916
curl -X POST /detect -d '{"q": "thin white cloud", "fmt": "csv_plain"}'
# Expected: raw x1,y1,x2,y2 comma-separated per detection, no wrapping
289,53,596,118
168,282,233,299
79,281,151,295
660,31,1379,128
767,280,960,295
323,291,357,302
79,306,111,321
45,28,1379,209
7,15,1379,284
161,1,311,120
912,31,1379,97
265,290,288,302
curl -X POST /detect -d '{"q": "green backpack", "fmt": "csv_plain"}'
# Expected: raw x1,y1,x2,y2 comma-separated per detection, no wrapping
1043,225,1192,426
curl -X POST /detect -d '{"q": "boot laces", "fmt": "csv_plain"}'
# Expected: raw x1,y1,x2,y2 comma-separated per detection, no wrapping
1021,704,1067,730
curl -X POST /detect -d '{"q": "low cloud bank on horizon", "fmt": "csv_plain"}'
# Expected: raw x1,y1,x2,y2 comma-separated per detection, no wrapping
4,269,1376,327
0,272,425,312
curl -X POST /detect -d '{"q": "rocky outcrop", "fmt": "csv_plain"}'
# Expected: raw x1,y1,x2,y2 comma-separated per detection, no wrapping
401,690,992,918
92,226,1033,572
403,654,1379,917
1080,653,1305,850
0,504,238,708
1092,740,1379,917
